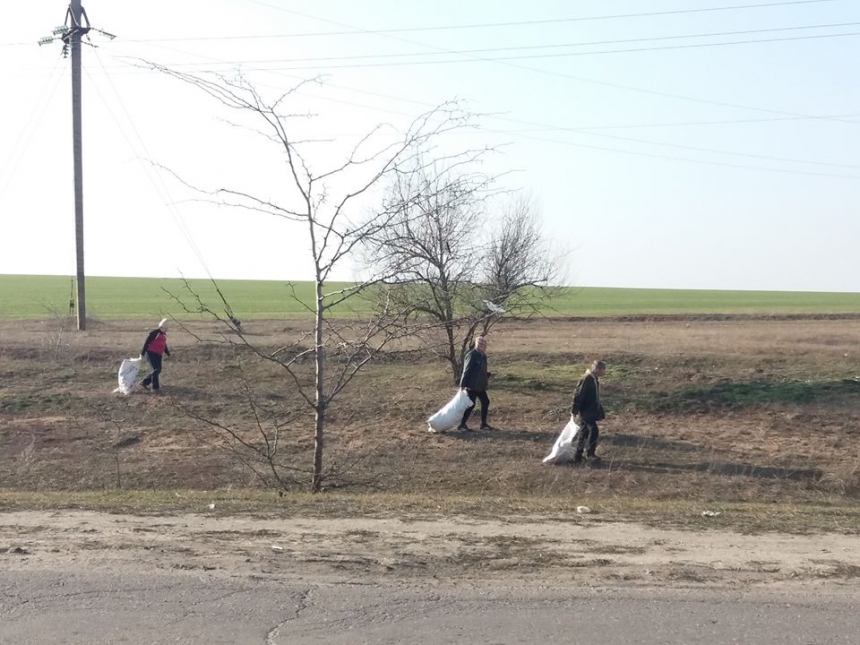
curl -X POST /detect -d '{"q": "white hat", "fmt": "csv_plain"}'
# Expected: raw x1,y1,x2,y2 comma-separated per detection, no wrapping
158,318,169,330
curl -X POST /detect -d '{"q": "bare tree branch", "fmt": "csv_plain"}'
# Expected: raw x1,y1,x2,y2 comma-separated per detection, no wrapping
150,64,480,491
362,167,562,381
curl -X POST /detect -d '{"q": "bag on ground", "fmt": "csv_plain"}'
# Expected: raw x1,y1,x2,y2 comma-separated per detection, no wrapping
113,357,143,395
427,389,473,432
543,415,582,464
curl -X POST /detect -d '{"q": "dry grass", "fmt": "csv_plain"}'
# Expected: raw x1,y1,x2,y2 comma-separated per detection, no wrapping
1,316,859,518
0,490,857,535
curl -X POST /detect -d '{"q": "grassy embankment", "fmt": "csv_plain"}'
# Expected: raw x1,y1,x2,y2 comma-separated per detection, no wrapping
1,274,859,319
1,275,859,530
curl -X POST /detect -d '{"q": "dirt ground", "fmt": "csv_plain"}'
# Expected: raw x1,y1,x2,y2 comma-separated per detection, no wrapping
2,315,860,591
3,509,859,590
1,315,858,503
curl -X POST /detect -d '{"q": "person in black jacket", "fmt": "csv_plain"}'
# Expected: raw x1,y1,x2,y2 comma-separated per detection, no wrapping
571,360,606,463
457,335,495,432
139,318,171,392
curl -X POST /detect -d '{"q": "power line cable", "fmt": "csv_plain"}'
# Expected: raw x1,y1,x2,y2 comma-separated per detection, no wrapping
159,30,860,69
238,0,846,37
547,114,860,130
176,67,859,172
96,40,860,176
480,125,860,180
165,51,859,131
239,2,860,125
146,47,857,179
34,4,855,131
0,54,67,205
487,117,860,169
47,27,860,82
86,46,217,280
236,71,860,170
0,0,847,47
50,43,860,131
127,21,860,65
84,17,860,187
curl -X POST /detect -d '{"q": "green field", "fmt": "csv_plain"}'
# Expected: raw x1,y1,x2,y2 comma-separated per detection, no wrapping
0,274,858,320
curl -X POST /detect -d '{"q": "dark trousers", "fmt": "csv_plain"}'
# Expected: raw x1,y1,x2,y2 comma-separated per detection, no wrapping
461,389,489,426
142,351,163,390
575,420,600,457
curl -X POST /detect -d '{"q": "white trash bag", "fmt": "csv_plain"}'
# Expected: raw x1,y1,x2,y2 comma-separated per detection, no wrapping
427,389,473,433
543,415,582,464
113,357,143,395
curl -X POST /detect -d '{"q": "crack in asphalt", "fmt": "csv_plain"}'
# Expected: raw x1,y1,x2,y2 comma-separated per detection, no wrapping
266,587,312,645
160,587,251,627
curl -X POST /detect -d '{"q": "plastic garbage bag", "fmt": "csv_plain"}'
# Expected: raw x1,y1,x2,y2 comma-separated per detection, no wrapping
113,357,143,395
427,389,473,433
543,415,582,464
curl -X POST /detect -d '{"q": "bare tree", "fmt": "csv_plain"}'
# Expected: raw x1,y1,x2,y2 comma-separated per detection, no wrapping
364,170,561,383
482,194,563,320
362,162,489,381
151,65,475,491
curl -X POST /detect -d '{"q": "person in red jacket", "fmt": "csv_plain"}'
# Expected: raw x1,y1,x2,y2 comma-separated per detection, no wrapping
140,318,171,391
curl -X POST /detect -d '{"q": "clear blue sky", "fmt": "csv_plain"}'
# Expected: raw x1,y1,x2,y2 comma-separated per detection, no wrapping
1,0,859,291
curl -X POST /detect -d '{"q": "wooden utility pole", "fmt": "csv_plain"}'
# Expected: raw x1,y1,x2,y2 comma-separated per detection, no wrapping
40,5,114,330
66,1,89,330
40,4,91,330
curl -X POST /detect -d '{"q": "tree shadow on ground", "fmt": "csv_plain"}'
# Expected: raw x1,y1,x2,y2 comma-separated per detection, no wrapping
623,378,860,414
145,385,290,406
604,433,700,452
441,427,542,442
448,429,824,482
599,459,823,482
446,430,704,451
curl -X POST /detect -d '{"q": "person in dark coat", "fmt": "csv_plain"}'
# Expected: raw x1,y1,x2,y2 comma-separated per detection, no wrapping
140,318,171,391
458,335,495,432
571,360,606,463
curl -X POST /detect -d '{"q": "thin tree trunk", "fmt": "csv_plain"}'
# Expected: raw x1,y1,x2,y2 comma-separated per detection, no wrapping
448,323,460,384
312,272,325,492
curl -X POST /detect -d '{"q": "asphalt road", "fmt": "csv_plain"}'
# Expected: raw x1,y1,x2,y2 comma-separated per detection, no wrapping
2,567,859,644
